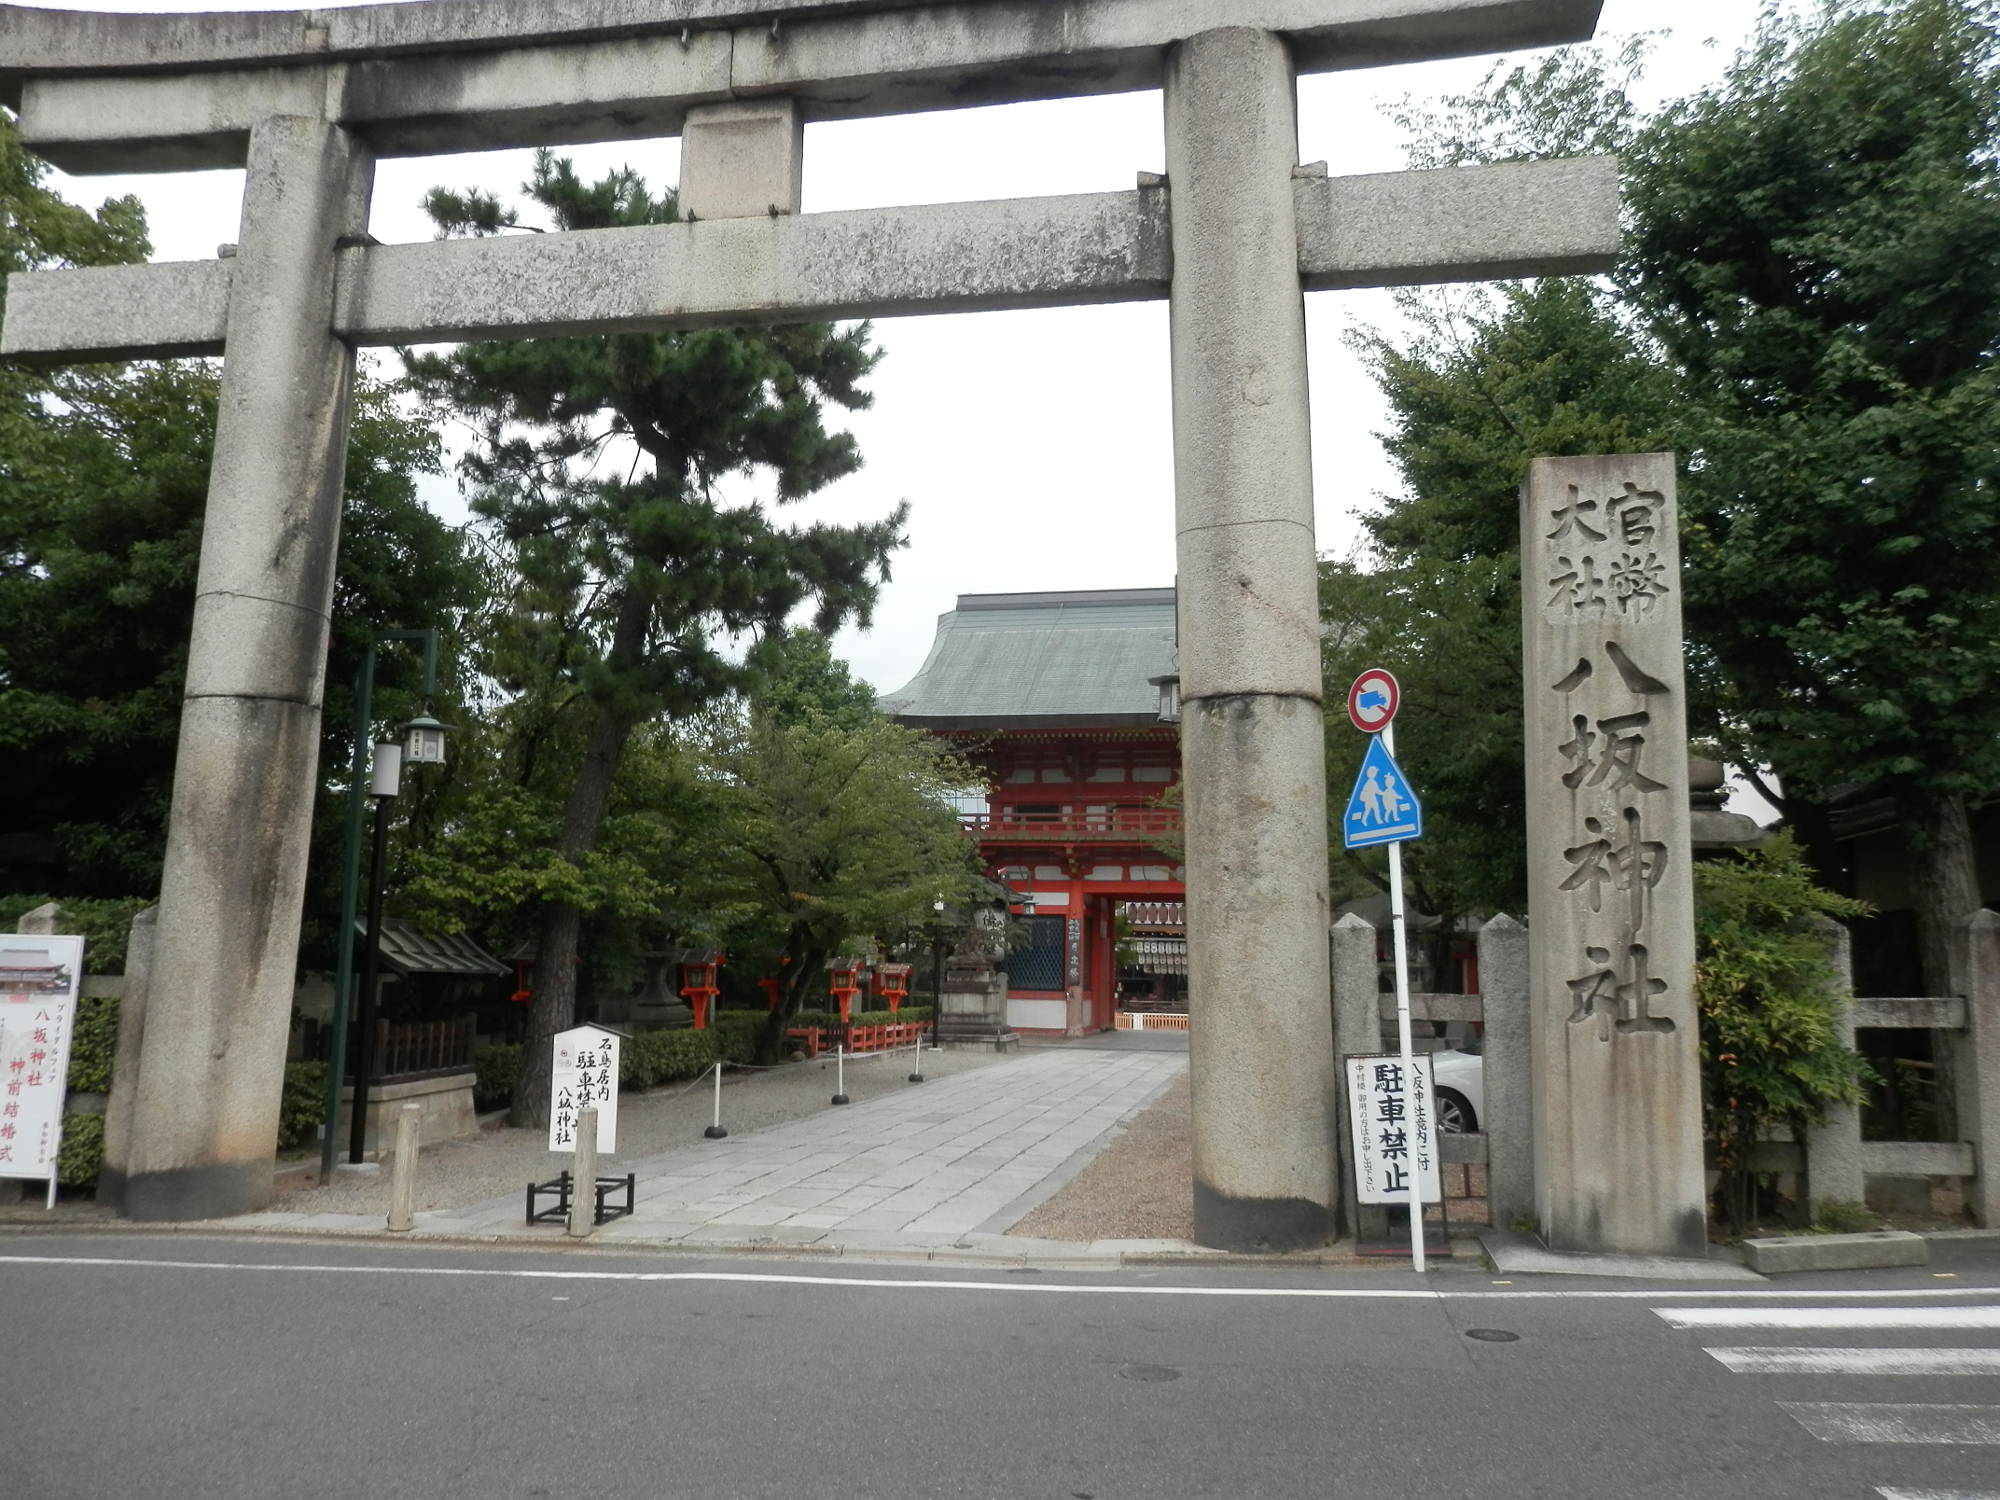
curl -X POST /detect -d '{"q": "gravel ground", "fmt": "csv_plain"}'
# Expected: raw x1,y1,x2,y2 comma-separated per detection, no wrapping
269,1042,1014,1217
1007,1069,1193,1241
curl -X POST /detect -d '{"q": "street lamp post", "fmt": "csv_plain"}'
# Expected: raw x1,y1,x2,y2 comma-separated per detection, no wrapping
930,898,947,1047
319,629,445,1182
347,741,400,1164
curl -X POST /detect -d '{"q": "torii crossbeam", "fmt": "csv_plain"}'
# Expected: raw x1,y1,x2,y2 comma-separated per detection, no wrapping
0,0,1614,1239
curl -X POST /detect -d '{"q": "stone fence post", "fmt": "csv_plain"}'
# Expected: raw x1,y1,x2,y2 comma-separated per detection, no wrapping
1330,912,1383,1243
18,902,62,935
1803,916,1864,1217
1478,915,1533,1231
99,906,159,1213
1949,909,2000,1228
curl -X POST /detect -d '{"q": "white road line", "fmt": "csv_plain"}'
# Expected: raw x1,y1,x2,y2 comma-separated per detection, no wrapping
1659,1306,2000,1330
1877,1489,2000,1499
1782,1403,2000,1445
0,1252,1995,1303
1709,1347,2000,1375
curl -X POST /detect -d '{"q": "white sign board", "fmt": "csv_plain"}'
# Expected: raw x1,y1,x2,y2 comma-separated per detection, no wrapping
548,1024,620,1155
0,934,85,1186
1346,1053,1441,1206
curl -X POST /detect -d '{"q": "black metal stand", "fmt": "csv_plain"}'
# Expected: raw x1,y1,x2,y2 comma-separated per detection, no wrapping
526,1170,636,1227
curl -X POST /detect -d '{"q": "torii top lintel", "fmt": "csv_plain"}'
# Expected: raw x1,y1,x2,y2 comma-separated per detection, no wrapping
3,0,1603,172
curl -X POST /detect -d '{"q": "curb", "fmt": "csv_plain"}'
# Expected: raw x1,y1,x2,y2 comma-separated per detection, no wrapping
0,1215,1487,1271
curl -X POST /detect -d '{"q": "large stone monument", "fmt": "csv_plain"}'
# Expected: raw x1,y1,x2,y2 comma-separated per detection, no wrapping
1520,453,1707,1257
0,0,1618,1234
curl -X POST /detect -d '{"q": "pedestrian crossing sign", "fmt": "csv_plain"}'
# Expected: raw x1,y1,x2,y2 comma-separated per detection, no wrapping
1343,735,1422,849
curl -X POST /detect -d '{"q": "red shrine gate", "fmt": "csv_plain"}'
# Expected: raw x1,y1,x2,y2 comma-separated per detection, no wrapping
883,589,1184,1035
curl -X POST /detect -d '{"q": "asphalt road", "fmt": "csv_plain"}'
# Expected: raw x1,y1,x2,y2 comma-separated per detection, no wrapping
2,1234,1997,1500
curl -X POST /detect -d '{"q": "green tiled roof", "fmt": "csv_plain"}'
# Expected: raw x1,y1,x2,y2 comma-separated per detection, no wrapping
881,589,1177,728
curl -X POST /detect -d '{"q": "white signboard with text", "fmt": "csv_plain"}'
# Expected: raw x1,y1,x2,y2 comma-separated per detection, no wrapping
548,1024,620,1155
0,934,85,1186
1346,1052,1441,1206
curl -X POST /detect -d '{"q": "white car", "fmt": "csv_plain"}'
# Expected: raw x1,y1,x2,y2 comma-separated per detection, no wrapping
1428,1044,1484,1134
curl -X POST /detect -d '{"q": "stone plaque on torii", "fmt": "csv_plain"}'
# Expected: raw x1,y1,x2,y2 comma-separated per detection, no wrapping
0,0,1618,1239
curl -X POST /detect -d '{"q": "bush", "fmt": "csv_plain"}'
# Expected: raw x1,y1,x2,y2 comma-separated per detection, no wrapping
474,1042,524,1112
710,1012,765,1065
57,1112,105,1187
1812,1198,1880,1234
65,995,120,1094
1696,833,1876,1234
277,1061,326,1152
623,1027,720,1090
0,895,152,973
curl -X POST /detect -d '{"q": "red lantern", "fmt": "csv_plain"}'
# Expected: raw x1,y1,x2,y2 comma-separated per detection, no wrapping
873,963,912,1016
827,958,864,1024
679,950,724,1030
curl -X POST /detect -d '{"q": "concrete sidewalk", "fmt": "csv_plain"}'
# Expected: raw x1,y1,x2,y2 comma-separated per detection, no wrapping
221,1044,1193,1261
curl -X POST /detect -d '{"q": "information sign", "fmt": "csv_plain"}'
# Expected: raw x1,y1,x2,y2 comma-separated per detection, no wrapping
0,933,84,1190
549,1024,621,1154
1346,1052,1441,1206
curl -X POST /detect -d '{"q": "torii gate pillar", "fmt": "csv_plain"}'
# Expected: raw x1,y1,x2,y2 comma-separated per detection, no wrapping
1168,30,1336,1252
122,120,373,1219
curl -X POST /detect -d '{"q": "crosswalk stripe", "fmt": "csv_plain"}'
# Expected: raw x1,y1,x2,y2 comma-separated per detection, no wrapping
1657,1306,2000,1331
1709,1347,2000,1375
1781,1403,2000,1444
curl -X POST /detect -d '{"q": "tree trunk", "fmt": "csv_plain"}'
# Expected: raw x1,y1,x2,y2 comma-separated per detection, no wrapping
510,590,652,1128
1901,787,1981,1140
1904,788,1980,998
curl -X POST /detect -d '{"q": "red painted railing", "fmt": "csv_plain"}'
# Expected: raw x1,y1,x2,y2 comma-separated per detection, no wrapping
959,808,1182,841
784,1021,931,1059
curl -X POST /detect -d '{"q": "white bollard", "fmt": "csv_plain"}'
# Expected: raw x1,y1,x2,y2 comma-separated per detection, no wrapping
831,1044,850,1105
703,1061,728,1139
568,1106,598,1239
908,1029,924,1084
386,1102,420,1232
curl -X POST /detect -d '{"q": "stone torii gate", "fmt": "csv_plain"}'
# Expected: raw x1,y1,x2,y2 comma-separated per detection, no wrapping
0,0,1616,1239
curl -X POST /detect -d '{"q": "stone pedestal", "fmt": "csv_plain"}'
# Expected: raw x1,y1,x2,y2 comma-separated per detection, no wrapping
937,961,1018,1051
1521,452,1706,1257
336,1072,480,1158
1168,27,1337,1254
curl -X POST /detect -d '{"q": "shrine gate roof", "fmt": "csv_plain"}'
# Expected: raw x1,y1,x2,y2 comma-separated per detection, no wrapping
881,587,1175,729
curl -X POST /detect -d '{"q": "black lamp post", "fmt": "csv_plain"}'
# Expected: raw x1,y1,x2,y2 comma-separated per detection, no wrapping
348,740,401,1165
320,630,446,1181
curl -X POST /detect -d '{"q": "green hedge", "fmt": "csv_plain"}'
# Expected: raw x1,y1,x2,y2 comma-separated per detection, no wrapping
622,1027,720,1090
474,1042,524,1112
789,1006,933,1030
710,1012,765,1065
57,1112,105,1187
66,996,120,1094
277,1061,325,1152
0,895,151,973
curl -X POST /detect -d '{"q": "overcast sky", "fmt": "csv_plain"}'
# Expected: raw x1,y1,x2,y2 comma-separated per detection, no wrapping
29,0,1773,699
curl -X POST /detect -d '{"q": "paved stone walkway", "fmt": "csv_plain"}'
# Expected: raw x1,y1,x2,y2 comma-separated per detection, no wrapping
229,1045,1189,1258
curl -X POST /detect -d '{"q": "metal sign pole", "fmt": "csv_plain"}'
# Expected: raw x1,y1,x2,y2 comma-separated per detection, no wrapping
1383,719,1425,1275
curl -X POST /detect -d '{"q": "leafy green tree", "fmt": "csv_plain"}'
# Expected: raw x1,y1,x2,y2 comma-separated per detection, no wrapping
1333,278,1675,938
1621,0,2000,994
1357,1,2000,998
748,626,880,731
702,709,985,1059
2,113,480,916
1695,833,1874,1233
407,151,907,1124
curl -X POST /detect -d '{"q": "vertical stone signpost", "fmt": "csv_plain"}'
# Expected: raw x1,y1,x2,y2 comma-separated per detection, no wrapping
1521,453,1707,1257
